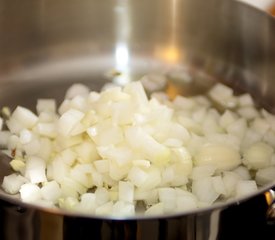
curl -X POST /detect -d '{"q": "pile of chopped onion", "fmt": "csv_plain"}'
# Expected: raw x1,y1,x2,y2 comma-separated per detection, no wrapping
1,79,275,217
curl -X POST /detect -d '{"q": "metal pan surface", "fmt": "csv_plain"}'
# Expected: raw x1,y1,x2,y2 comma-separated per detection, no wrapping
0,0,275,239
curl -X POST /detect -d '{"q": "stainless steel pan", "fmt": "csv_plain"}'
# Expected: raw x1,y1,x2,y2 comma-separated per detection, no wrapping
0,0,275,239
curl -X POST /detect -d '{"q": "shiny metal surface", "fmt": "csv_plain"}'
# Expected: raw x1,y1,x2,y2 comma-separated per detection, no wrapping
0,194,273,240
266,189,275,224
0,0,275,239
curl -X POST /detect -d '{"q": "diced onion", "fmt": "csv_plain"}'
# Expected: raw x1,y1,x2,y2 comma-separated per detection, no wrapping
243,142,274,169
1,78,275,217
2,174,28,194
19,183,42,203
195,144,241,171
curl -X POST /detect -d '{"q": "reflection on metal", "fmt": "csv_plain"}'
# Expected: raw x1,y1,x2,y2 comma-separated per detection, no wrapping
265,189,274,206
208,209,221,240
156,45,181,64
115,43,129,79
0,0,275,239
114,0,131,85
265,189,275,224
40,211,63,240
155,0,182,64
169,0,181,63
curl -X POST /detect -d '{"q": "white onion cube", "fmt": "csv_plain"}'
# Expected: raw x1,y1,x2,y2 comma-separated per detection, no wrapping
25,156,47,183
95,187,110,205
20,183,42,203
58,109,84,136
145,202,164,215
119,181,134,203
235,180,257,198
243,142,273,169
192,177,219,204
36,99,56,114
41,181,61,203
112,201,135,216
2,174,28,194
255,166,275,186
11,106,38,129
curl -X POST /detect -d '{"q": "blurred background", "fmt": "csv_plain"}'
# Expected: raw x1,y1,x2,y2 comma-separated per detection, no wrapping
238,0,275,15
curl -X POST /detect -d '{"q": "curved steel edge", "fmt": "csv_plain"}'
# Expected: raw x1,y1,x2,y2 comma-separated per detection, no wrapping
0,0,275,239
0,193,273,240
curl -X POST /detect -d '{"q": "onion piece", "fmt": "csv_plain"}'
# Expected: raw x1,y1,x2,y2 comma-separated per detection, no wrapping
2,80,275,216
58,109,84,136
192,177,219,204
41,181,61,203
25,156,47,184
20,183,42,203
2,174,28,194
37,99,56,114
255,166,275,186
243,142,274,169
195,143,241,171
235,180,258,198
